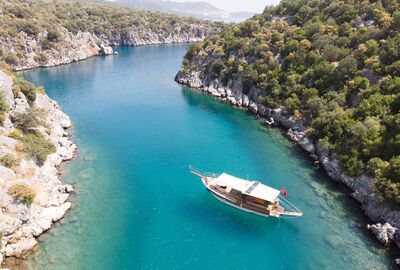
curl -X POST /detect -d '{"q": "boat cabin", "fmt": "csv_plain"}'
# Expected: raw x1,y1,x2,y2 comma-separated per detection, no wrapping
212,173,281,206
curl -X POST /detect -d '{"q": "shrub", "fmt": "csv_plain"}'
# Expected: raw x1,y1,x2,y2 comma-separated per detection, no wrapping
0,93,8,114
8,183,36,206
36,87,45,95
47,28,60,42
0,153,20,168
375,178,400,204
22,132,56,165
0,112,6,122
3,52,18,66
17,21,40,36
40,38,52,50
8,129,23,139
12,107,45,133
34,52,49,64
12,84,21,98
13,76,36,104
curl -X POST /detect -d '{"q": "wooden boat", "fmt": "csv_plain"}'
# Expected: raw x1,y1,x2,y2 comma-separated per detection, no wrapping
190,167,303,218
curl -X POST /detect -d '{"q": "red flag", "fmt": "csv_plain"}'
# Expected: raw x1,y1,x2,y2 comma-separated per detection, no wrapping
281,187,288,197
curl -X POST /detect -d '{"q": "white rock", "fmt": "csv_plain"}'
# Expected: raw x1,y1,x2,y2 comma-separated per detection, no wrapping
227,96,237,105
0,214,22,236
0,166,16,180
249,102,258,114
4,236,37,257
242,95,249,107
0,71,14,109
299,137,315,154
99,44,114,55
367,223,397,245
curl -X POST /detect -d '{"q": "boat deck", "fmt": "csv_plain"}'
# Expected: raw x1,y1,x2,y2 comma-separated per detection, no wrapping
208,183,284,217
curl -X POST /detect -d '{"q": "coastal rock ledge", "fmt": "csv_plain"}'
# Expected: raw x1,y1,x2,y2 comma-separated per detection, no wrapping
175,69,400,257
0,70,76,266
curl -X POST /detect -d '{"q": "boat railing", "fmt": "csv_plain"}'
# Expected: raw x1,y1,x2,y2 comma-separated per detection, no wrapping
278,195,303,217
189,166,218,178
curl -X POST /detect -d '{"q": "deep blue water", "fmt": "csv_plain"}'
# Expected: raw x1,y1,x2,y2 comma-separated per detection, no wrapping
21,45,395,269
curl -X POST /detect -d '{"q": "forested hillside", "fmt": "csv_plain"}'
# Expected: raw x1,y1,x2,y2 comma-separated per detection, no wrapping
180,0,400,204
0,0,222,70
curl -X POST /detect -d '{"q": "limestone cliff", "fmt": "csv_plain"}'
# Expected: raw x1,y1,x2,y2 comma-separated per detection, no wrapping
0,70,76,265
1,24,212,71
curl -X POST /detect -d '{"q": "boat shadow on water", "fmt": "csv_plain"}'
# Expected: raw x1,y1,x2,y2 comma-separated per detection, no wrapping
180,192,300,237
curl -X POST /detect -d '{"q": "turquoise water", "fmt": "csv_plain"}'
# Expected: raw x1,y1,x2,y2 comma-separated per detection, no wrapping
21,45,396,269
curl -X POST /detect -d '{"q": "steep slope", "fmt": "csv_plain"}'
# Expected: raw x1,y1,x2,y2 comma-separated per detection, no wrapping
115,0,230,19
176,0,400,251
0,64,76,265
0,0,223,70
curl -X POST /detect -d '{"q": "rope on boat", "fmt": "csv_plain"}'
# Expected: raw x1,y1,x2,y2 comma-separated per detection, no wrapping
189,166,217,178
279,195,303,215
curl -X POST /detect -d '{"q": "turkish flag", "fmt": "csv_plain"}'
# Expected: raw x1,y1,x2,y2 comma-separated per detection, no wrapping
281,188,288,197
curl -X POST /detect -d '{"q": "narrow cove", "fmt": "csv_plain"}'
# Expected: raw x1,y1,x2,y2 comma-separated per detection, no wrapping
21,45,395,269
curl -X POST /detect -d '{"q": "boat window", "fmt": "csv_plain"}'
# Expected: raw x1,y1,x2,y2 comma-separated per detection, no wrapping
230,189,242,197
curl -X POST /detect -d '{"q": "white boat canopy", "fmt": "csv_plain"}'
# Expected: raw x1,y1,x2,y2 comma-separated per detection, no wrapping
215,173,281,203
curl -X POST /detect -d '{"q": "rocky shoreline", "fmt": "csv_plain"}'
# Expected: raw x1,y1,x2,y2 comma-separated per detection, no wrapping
2,25,213,71
175,69,400,262
0,70,76,266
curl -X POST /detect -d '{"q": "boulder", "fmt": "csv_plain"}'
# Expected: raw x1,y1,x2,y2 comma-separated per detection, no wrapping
242,95,249,107
217,86,226,97
99,44,114,55
321,158,343,182
367,223,397,245
299,137,315,154
4,235,37,257
0,166,16,180
0,214,21,236
287,128,305,142
257,104,268,117
207,85,221,97
227,96,237,106
12,96,29,115
249,101,258,114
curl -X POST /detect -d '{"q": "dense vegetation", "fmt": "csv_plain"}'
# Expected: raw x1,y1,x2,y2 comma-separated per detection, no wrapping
182,0,400,204
0,0,222,66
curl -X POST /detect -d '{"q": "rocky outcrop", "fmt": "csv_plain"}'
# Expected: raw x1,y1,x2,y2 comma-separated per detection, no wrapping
2,23,217,71
367,223,397,245
0,70,76,265
175,60,400,252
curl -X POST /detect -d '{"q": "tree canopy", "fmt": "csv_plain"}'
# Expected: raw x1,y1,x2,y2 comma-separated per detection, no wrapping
182,0,400,205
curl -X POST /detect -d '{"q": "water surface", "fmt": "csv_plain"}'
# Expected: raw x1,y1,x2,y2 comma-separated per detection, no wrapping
22,45,395,269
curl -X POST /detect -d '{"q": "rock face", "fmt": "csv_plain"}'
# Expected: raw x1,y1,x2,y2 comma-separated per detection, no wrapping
0,70,76,265
99,44,114,56
175,57,400,251
2,23,216,71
